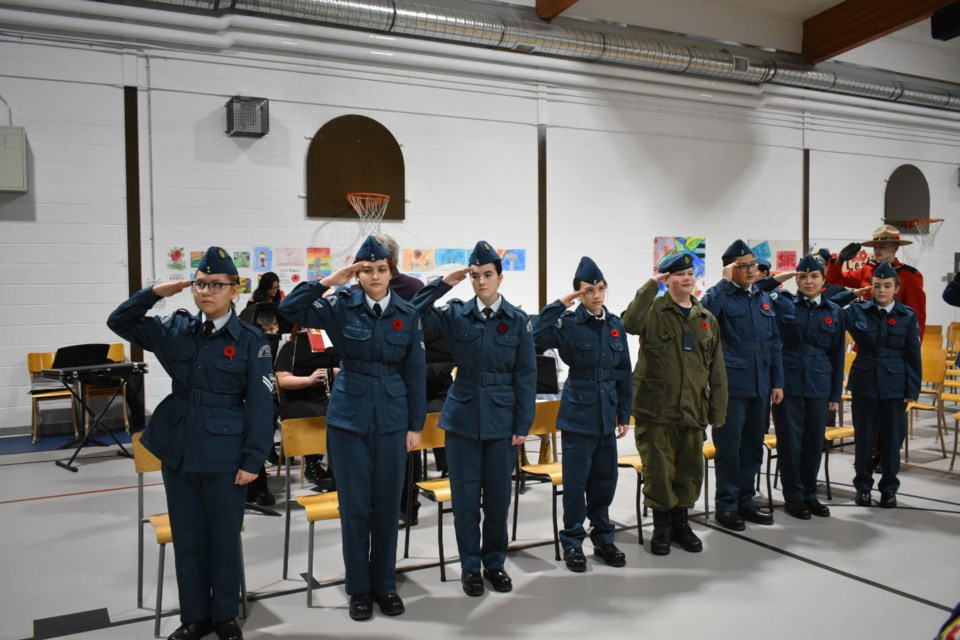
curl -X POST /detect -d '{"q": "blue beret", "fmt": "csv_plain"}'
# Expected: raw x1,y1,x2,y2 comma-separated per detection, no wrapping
468,240,500,266
197,246,237,276
658,252,695,274
355,235,391,262
756,258,771,272
574,256,604,284
796,253,824,273
873,260,898,280
722,239,753,260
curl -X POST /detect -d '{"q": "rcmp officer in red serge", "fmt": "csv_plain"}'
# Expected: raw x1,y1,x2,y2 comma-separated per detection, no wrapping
107,247,274,640
835,260,921,508
759,253,845,519
411,240,536,597
278,235,426,621
701,239,784,531
532,257,632,572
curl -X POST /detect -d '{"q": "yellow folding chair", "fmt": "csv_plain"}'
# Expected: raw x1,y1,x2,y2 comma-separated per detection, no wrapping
702,441,716,517
822,426,855,500
906,347,948,460
27,351,79,443
86,342,130,432
510,400,562,560
616,454,644,544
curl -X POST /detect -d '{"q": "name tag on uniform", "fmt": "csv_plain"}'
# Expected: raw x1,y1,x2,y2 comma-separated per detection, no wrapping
682,332,694,352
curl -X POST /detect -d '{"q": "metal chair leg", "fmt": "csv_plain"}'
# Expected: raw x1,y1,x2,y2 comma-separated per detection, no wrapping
155,544,165,638
551,485,560,561
824,444,833,500
239,537,248,619
307,521,315,607
511,466,522,542
282,459,292,580
437,501,446,582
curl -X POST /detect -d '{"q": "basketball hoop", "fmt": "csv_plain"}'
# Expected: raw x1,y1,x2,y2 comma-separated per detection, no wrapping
898,217,944,251
346,192,390,237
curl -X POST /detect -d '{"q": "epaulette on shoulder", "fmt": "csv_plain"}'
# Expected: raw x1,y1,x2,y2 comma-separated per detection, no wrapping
896,263,918,274
239,320,265,337
560,309,576,318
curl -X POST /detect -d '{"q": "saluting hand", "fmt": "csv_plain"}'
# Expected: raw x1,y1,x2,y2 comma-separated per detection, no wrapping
616,424,630,439
442,267,471,287
652,272,670,284
152,281,192,298
775,270,798,284
559,290,586,308
234,469,258,486
321,263,363,287
851,286,871,298
722,263,735,282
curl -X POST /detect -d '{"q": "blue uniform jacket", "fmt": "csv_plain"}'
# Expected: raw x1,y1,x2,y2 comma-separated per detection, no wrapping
764,289,846,402
944,272,960,307
532,300,632,435
841,299,922,401
107,287,275,474
278,282,426,434
411,279,536,440
701,278,784,398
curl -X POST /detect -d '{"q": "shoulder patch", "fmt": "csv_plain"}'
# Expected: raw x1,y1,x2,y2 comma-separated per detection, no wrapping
257,344,271,359
556,316,563,328
526,319,533,333
770,292,778,300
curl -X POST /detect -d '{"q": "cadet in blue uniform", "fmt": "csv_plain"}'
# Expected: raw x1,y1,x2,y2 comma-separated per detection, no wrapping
701,239,784,530
410,241,536,597
758,254,845,519
107,247,274,640
836,260,921,508
278,236,426,621
533,257,632,572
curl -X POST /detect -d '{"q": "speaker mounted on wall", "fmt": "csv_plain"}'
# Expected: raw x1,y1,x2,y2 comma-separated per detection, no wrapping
225,96,269,138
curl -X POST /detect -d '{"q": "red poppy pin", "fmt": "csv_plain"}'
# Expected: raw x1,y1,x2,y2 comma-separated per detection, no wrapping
610,329,620,338
392,319,404,330
762,303,771,311
223,346,236,358
497,323,509,334
701,321,709,330
888,318,896,325
824,317,833,325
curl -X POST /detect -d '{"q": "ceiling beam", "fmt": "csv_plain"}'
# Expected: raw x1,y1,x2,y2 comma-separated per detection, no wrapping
803,0,958,64
536,0,580,21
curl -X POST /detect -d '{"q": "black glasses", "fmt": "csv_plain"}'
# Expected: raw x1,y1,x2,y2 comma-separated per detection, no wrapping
733,263,759,271
193,281,232,293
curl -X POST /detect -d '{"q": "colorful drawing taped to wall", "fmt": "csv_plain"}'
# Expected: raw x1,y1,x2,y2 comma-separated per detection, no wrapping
275,247,305,268
189,250,206,269
497,249,526,271
279,267,304,289
652,236,707,297
750,241,772,263
238,277,252,294
167,247,187,271
403,248,435,272
233,251,251,269
306,247,332,281
436,248,467,268
253,246,273,272
776,250,797,271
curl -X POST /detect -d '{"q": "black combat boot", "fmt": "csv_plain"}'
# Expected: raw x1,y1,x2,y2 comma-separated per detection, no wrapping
650,510,672,556
670,508,703,552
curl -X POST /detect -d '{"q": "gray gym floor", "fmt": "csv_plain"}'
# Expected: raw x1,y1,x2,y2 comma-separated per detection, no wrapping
1,413,958,640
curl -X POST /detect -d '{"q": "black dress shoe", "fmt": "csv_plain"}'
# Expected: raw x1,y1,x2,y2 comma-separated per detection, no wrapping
880,493,897,508
593,543,626,567
373,592,405,616
784,501,812,520
855,490,872,507
461,572,484,597
398,512,419,528
168,620,213,640
348,593,373,621
254,492,275,507
714,510,745,531
805,498,831,517
738,505,774,525
213,619,243,640
482,567,513,592
563,547,587,572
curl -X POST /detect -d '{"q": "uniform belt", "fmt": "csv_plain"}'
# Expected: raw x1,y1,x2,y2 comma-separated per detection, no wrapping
865,348,904,358
340,358,401,376
457,369,514,385
173,386,244,408
737,340,772,353
567,368,628,381
800,345,827,355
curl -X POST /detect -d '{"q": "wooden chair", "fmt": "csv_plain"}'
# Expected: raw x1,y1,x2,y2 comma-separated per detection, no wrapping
822,426,855,500
132,433,247,636
615,454,644,544
27,351,78,443
401,413,453,580
278,417,340,605
85,342,130,432
906,347,948,460
950,413,960,471
702,441,716,517
761,433,777,511
510,400,562,561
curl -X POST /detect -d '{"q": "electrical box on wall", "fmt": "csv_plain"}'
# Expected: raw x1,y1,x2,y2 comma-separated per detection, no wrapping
0,126,27,192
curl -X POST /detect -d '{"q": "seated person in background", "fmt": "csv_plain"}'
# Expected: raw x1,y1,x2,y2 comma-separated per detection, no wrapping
257,312,279,336
240,271,284,323
275,326,334,489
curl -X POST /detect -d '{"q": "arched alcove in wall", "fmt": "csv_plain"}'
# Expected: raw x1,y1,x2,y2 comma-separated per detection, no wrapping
884,164,930,234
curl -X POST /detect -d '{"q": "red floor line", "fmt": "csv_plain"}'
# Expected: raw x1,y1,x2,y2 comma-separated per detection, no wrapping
0,481,163,505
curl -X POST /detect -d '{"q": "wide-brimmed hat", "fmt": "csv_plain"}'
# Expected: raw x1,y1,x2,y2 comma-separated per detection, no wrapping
861,224,912,247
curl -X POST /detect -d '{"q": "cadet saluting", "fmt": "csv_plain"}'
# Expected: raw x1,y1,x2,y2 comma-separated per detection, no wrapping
411,241,536,597
533,257,632,572
278,236,426,621
107,247,274,640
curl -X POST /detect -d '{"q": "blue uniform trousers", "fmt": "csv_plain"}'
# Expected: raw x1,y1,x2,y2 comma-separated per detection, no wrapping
161,467,245,623
713,395,766,512
326,426,406,595
445,431,515,574
559,431,618,550
772,395,828,503
852,396,906,495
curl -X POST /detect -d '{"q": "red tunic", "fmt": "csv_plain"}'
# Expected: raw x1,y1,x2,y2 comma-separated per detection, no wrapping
826,258,926,339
